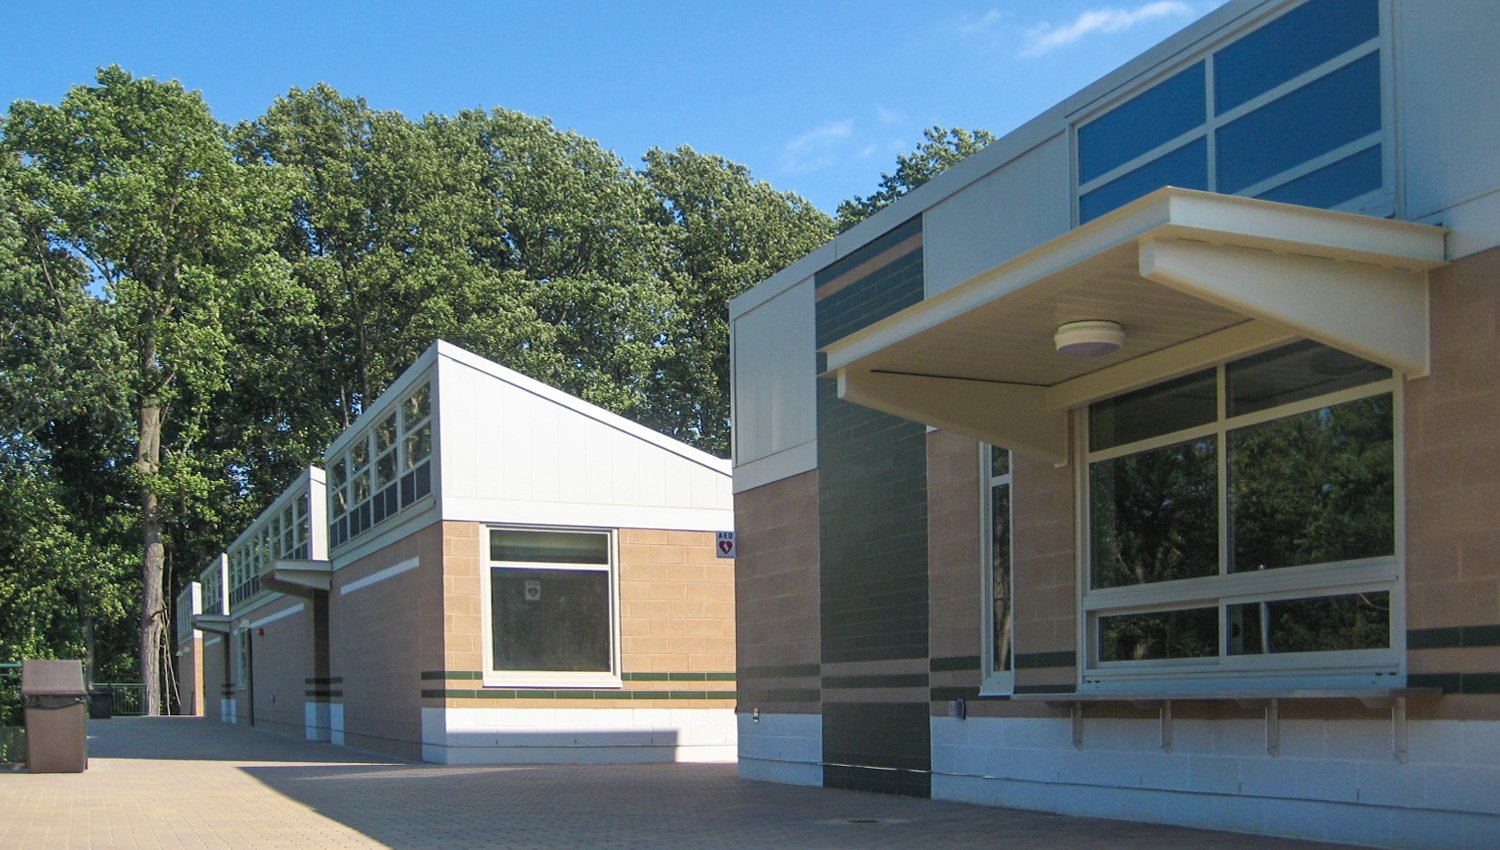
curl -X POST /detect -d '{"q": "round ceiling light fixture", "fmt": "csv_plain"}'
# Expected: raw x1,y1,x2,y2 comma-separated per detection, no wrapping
1054,320,1125,356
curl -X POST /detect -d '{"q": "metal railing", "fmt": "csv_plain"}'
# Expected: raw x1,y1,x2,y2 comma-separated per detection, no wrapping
92,683,145,716
0,663,22,764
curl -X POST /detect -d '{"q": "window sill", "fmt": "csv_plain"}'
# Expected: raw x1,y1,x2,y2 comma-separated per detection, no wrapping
1012,686,1441,707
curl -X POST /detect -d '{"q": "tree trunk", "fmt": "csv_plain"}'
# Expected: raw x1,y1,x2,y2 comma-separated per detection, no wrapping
137,386,165,716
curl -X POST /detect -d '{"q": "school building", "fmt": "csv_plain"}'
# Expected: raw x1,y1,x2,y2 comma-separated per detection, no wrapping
729,1,1500,847
176,340,737,764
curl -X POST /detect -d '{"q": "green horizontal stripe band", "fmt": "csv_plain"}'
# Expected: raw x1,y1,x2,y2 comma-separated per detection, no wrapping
822,674,928,689
739,664,820,680
738,688,820,703
1013,683,1077,695
930,656,981,673
622,672,736,682
1408,624,1500,650
1015,651,1076,670
422,689,737,701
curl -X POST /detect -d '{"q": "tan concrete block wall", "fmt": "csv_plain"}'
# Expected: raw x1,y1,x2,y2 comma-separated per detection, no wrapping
735,470,821,714
203,635,228,720
619,528,736,675
243,596,316,738
330,521,445,759
1405,244,1500,718
1012,436,1078,692
440,522,484,674
927,430,982,664
175,636,203,716
1407,245,1500,627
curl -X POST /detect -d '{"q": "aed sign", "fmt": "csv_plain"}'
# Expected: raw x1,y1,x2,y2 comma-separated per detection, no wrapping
715,531,736,559
524,579,542,602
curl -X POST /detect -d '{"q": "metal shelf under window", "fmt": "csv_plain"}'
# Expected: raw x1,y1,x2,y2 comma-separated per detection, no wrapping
1009,687,1441,762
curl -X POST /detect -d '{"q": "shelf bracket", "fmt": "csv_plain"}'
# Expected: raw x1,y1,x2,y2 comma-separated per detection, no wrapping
1160,700,1174,753
1265,698,1280,758
1392,697,1409,763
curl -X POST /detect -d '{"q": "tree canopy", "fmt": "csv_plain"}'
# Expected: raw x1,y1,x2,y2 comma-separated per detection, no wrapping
0,70,854,705
836,126,996,231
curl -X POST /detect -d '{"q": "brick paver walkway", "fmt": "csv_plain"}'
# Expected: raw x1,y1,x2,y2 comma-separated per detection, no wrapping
0,717,1365,849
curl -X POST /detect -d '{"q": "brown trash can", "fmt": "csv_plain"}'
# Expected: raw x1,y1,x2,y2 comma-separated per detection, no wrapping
21,660,88,773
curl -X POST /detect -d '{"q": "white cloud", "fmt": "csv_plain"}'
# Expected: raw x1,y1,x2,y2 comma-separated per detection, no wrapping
781,119,854,173
1019,1,1192,58
959,8,1006,35
875,105,903,125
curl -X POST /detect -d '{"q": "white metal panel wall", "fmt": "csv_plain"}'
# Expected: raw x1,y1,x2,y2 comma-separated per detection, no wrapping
924,132,1073,299
1398,0,1500,258
730,275,817,492
437,352,732,531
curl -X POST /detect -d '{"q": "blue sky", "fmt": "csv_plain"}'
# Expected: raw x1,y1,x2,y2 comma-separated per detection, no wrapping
3,1,1228,214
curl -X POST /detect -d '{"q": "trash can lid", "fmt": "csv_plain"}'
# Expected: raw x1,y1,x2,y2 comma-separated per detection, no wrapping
20,659,87,696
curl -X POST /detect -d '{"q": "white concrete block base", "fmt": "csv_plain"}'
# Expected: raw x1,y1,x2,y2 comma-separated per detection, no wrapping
329,703,344,746
420,707,737,765
736,712,822,787
220,698,236,724
304,701,332,742
931,716,1500,850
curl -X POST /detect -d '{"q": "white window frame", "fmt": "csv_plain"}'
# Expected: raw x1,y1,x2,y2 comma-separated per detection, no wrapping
980,444,1015,695
1076,351,1405,694
235,628,250,690
479,525,622,689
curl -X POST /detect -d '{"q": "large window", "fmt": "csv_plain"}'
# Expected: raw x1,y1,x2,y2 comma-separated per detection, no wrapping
481,527,619,688
982,445,1014,694
1081,341,1401,690
1076,0,1386,223
328,382,433,548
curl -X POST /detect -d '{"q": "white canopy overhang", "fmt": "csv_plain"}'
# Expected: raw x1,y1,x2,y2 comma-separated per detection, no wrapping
822,188,1448,464
261,559,333,595
191,613,233,635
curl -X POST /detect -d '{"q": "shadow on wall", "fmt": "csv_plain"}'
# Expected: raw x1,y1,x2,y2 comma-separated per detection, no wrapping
83,716,401,764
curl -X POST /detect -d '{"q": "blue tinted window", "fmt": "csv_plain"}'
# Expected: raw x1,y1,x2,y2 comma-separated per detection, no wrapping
1079,137,1207,223
1215,0,1379,114
1216,52,1380,194
1256,145,1381,209
1079,62,1205,184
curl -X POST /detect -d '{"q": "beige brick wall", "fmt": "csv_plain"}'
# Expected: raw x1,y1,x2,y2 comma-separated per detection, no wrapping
927,429,982,669
242,595,316,738
439,522,484,674
619,528,736,675
1405,244,1500,719
1012,430,1078,693
434,522,737,711
735,470,821,714
175,636,203,716
330,521,446,759
203,635,228,719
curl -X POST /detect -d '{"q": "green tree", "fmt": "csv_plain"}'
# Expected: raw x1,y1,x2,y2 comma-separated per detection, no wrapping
4,66,291,713
836,126,996,231
640,146,833,455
